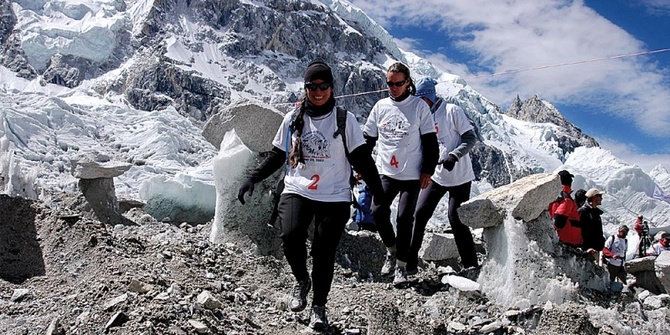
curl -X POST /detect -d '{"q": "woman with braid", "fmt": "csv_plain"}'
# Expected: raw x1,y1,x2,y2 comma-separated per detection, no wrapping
237,60,382,331
363,62,439,287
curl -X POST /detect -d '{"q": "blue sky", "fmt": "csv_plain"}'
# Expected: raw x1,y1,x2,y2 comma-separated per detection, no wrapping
349,0,670,172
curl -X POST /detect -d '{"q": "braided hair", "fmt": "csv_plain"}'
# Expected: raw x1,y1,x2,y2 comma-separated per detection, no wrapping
287,98,307,168
388,62,416,95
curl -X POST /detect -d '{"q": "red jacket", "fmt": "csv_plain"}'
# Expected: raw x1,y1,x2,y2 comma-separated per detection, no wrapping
634,217,644,235
553,186,582,246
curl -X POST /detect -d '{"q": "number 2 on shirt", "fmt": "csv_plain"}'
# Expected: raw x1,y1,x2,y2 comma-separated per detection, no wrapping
308,174,320,190
390,155,399,169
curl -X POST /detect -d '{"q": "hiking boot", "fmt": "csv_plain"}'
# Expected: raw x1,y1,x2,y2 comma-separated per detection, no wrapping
393,266,408,287
345,219,360,231
309,305,329,330
458,266,481,281
289,278,311,312
406,263,418,276
406,257,419,276
381,253,396,276
360,223,378,232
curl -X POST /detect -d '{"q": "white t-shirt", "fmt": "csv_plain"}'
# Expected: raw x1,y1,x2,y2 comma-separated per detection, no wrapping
431,103,476,187
363,95,435,180
604,235,627,267
272,107,365,202
647,242,670,256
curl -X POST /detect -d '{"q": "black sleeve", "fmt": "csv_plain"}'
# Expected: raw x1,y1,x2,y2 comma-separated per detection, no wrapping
348,145,383,198
363,132,378,153
450,129,477,159
249,146,286,182
553,214,567,229
420,132,439,175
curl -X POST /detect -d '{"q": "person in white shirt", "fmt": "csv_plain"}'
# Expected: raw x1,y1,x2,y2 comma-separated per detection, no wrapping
409,77,478,275
363,62,439,287
602,225,629,285
237,60,382,331
646,232,670,256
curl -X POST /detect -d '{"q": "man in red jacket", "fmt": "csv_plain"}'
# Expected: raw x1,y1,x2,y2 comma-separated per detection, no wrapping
552,170,583,246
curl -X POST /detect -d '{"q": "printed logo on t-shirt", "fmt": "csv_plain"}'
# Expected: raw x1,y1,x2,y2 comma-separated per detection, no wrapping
302,131,331,162
380,114,409,142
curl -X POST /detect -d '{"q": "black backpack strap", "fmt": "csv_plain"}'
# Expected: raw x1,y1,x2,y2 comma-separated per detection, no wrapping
560,190,572,200
334,106,349,158
334,106,358,204
285,108,300,170
602,235,616,259
431,98,444,114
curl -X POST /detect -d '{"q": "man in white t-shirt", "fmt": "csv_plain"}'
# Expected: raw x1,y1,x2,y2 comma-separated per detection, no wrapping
409,77,479,275
602,225,629,286
646,232,670,256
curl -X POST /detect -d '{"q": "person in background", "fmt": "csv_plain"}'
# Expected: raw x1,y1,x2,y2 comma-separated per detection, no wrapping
634,215,653,258
574,189,587,208
363,62,439,287
602,225,629,287
345,172,377,232
237,60,382,330
552,171,583,247
410,77,478,274
579,188,607,261
646,232,670,256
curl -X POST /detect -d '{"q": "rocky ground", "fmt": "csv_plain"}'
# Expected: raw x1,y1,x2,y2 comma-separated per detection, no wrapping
0,193,662,335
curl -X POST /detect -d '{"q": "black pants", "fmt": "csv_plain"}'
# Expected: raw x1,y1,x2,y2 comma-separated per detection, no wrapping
277,193,349,306
606,262,626,283
411,181,477,268
371,176,421,263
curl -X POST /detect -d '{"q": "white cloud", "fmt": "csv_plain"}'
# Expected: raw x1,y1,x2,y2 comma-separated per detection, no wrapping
598,137,670,173
636,0,670,15
349,0,670,142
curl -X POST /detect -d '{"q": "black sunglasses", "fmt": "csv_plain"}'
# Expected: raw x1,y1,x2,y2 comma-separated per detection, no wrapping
305,82,332,91
386,79,407,87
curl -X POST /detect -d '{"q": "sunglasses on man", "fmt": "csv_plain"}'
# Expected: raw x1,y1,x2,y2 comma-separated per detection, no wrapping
305,82,332,91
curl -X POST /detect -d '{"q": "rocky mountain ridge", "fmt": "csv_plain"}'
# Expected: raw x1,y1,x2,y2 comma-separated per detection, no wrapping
506,95,599,161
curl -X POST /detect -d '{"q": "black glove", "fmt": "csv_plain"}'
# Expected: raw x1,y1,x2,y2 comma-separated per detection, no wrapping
237,178,255,205
441,154,458,171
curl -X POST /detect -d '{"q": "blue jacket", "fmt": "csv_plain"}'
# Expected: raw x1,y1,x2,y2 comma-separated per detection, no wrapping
354,185,374,225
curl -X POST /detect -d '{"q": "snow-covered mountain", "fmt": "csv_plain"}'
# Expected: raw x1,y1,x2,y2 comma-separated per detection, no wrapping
1,0,669,234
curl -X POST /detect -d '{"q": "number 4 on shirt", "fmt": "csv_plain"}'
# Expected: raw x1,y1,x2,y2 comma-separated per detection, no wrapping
390,155,399,169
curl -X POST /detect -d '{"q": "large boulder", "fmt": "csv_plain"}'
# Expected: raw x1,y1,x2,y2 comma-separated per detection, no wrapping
70,157,132,225
655,252,670,293
202,99,284,152
459,173,559,228
458,173,608,308
626,256,665,294
210,129,282,257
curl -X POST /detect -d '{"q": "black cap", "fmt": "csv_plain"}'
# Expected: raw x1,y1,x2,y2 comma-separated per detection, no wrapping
557,170,574,186
558,170,574,178
304,60,333,84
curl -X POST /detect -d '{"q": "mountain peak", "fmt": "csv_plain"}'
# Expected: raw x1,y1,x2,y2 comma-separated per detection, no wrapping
505,95,599,157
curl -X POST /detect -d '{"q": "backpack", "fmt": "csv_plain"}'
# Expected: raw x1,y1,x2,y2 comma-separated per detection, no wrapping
353,184,374,226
